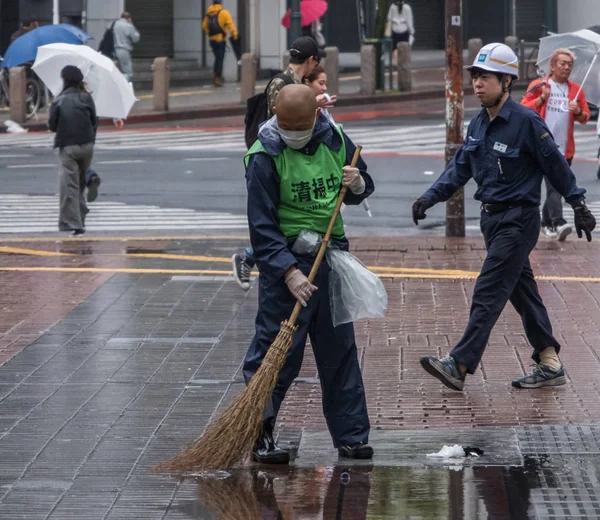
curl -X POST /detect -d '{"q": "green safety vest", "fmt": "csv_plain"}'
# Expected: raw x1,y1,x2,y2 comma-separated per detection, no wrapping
245,127,347,239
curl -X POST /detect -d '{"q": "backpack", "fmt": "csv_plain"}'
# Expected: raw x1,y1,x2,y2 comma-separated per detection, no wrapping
244,73,295,149
207,10,225,37
98,22,116,59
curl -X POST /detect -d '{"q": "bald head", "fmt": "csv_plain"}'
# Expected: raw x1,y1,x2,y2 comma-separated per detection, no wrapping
276,84,318,131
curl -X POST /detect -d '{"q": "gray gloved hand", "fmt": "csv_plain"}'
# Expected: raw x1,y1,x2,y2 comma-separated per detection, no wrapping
285,269,318,307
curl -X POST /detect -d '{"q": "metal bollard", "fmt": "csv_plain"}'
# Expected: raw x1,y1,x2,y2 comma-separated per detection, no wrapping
466,38,483,84
504,36,519,52
323,46,339,96
396,42,412,91
360,45,376,96
9,67,26,124
240,52,257,103
152,57,169,112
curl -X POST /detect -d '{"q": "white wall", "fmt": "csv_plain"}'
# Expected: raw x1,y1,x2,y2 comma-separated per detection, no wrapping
173,0,203,61
258,0,288,70
86,0,124,51
558,0,600,33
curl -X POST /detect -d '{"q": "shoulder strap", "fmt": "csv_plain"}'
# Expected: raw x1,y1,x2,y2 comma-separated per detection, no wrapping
264,72,294,94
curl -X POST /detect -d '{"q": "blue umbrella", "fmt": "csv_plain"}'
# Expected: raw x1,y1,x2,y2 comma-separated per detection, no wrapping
2,24,92,69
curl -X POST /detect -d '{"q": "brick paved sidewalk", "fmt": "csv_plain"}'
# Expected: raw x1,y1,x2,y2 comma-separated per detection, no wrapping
1,235,600,518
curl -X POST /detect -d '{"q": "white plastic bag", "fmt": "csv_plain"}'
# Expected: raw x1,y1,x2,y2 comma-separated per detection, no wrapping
326,248,388,327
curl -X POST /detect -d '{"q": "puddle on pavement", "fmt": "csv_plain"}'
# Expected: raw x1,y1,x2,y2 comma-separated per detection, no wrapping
176,457,550,520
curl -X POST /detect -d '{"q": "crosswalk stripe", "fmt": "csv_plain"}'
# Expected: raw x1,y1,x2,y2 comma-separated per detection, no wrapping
0,195,247,234
1,123,598,159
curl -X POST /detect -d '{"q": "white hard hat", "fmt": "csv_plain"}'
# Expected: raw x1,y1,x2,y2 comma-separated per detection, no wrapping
468,43,519,79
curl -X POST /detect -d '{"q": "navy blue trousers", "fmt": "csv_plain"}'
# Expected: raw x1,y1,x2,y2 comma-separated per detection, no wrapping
243,255,370,448
451,206,560,374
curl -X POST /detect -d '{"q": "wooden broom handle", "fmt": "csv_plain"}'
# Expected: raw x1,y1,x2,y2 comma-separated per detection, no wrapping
287,146,363,327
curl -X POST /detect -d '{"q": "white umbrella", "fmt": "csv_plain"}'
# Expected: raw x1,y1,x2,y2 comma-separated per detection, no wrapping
537,29,600,105
32,43,137,119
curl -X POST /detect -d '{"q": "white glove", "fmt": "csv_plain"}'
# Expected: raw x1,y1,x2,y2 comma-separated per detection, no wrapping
409,34,415,46
285,269,318,307
342,166,366,194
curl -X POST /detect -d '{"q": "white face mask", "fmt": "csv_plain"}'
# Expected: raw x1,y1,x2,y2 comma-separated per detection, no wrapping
278,118,316,150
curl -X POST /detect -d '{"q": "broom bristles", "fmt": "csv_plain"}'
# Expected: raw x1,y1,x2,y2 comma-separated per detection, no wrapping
195,472,262,520
155,320,298,473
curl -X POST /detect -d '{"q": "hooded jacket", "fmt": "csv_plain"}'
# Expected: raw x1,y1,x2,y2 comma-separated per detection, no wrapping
202,4,239,42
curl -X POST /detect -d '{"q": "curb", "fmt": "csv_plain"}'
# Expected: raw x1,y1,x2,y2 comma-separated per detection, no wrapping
2,84,531,133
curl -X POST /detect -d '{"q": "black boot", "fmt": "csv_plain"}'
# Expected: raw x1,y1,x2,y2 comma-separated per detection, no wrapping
252,419,289,464
338,443,374,460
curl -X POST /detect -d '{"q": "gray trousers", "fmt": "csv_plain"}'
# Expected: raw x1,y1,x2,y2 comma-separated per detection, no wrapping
115,48,133,82
541,157,572,229
58,143,94,232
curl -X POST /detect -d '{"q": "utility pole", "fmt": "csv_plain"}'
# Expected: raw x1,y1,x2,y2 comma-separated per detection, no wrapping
290,0,302,43
53,0,60,24
444,0,465,237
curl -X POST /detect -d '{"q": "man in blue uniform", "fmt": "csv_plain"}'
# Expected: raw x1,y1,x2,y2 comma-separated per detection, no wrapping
412,43,596,391
244,84,375,464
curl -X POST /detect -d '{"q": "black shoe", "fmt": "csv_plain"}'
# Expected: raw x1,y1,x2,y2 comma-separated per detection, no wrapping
252,419,289,464
232,252,252,291
338,443,374,460
87,174,101,202
71,228,86,236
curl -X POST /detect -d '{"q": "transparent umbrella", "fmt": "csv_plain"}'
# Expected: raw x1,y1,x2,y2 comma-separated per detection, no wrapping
537,29,600,105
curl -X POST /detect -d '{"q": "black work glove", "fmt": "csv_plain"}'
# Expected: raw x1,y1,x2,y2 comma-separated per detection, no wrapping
573,204,596,242
412,198,432,225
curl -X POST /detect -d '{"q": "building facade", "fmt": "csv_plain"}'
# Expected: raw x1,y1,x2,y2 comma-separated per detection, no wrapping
2,0,598,74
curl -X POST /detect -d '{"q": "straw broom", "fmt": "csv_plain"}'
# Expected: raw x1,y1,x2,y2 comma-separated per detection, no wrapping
155,146,363,473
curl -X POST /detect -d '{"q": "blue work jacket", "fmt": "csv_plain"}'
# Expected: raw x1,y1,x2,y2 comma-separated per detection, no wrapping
421,96,586,207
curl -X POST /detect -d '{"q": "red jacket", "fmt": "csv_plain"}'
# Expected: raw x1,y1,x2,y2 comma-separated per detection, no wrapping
521,76,590,160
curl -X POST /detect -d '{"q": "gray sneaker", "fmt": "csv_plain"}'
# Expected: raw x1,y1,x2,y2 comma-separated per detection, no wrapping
420,355,466,391
555,223,572,242
511,364,566,389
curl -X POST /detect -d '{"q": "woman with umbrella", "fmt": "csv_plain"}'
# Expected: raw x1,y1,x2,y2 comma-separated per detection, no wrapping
48,65,97,236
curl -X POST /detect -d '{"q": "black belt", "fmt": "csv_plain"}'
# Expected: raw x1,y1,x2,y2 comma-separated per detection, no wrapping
481,202,536,214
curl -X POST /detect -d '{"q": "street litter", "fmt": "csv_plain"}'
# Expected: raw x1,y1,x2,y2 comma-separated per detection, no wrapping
3,120,27,133
426,445,484,458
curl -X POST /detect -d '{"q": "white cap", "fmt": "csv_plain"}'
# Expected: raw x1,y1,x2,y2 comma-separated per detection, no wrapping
468,43,519,79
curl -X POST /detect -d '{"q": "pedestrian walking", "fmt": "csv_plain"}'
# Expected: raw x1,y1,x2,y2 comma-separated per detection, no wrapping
10,19,38,43
233,37,330,290
302,18,326,49
306,64,337,123
48,65,97,236
202,0,240,87
413,43,596,391
597,113,600,179
243,84,375,463
522,49,591,241
385,0,415,66
112,12,140,82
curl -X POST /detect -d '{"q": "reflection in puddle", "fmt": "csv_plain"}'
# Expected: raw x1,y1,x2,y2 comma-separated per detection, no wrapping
182,461,541,519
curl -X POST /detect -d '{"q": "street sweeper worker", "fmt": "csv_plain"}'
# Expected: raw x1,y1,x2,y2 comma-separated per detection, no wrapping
242,84,375,464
